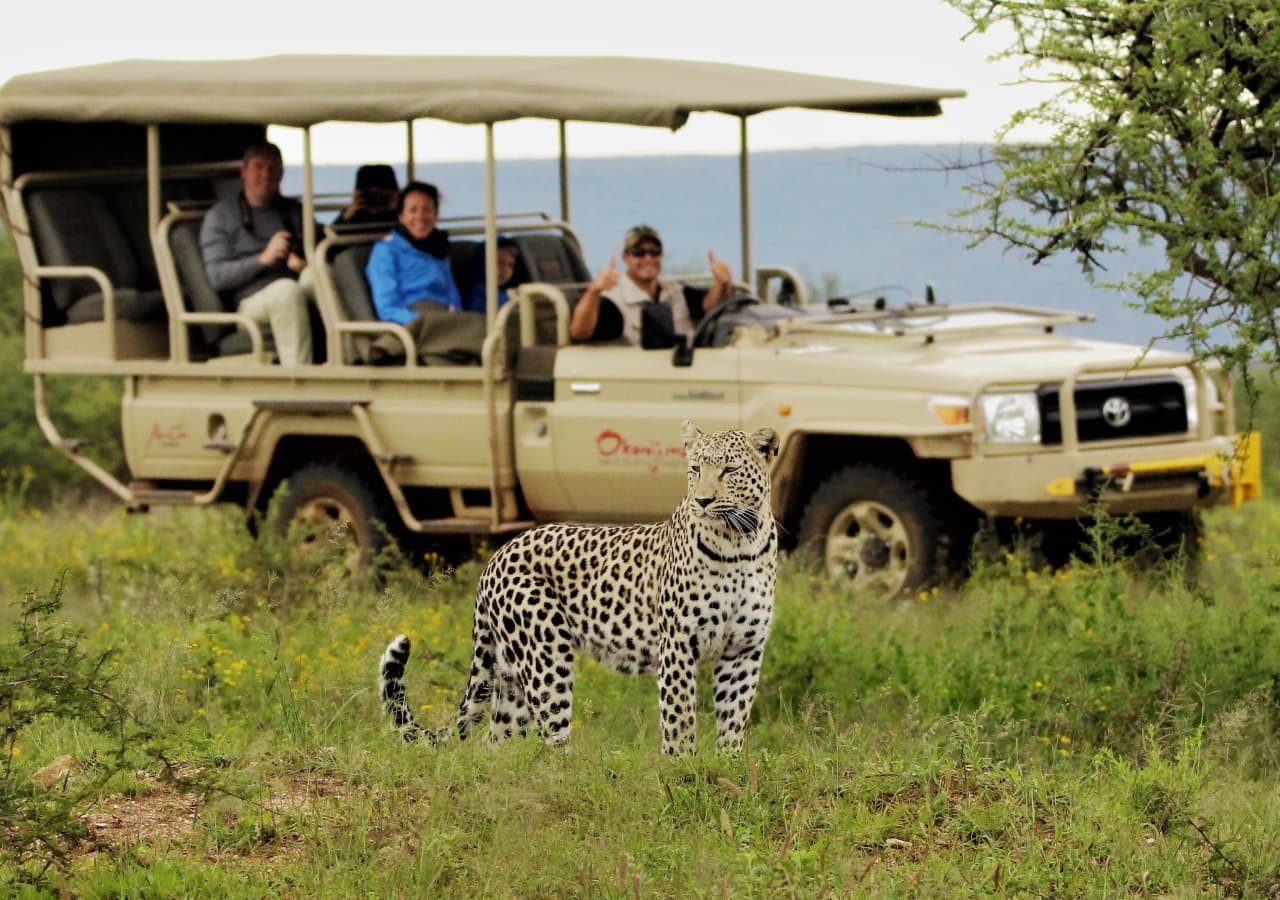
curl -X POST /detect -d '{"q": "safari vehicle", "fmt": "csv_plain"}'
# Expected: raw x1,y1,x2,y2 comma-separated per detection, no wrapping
0,56,1261,593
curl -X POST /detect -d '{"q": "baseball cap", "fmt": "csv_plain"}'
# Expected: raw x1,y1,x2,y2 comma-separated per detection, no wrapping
624,225,662,252
355,164,399,192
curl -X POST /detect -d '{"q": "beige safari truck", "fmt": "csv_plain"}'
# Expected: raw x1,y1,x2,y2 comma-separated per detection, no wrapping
0,56,1261,593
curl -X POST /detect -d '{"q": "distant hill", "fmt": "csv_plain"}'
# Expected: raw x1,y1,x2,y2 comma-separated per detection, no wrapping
297,146,1178,350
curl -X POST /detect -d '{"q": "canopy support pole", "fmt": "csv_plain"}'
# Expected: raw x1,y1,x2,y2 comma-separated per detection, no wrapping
0,126,10,186
558,120,570,223
738,114,751,283
302,126,316,259
145,125,161,237
406,120,415,182
145,125,172,359
484,123,498,335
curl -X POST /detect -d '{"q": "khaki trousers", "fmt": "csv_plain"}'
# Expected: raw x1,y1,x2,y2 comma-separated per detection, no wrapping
372,301,487,366
237,268,315,366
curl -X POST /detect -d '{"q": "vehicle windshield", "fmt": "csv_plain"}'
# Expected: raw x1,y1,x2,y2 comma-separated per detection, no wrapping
793,304,1088,336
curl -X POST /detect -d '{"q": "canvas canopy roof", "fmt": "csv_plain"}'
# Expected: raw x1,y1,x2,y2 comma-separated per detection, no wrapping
0,55,965,129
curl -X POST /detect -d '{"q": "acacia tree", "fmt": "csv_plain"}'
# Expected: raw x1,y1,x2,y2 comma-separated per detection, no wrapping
946,0,1280,378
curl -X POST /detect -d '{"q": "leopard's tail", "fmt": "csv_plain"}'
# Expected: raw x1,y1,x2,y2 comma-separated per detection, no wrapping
379,635,430,743
380,631,496,745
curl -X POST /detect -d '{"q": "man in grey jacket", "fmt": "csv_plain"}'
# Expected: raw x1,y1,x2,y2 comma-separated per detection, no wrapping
199,142,313,366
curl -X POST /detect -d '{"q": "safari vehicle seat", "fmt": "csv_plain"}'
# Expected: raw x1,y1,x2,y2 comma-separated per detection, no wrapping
168,218,276,359
327,237,533,362
26,187,166,328
448,239,482,298
100,184,162,295
328,240,381,363
325,234,565,372
511,233,590,286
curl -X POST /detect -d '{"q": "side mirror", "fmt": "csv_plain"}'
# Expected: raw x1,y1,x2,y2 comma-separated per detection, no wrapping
754,266,810,307
640,303,678,350
777,278,797,307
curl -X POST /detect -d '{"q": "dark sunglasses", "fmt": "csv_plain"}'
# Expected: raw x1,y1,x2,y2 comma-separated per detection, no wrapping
628,246,663,258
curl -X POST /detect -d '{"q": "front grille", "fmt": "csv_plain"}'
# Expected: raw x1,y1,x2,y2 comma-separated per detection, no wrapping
1038,376,1187,446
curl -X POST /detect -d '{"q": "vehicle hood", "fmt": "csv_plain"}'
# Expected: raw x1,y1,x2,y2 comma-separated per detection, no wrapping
744,328,1190,393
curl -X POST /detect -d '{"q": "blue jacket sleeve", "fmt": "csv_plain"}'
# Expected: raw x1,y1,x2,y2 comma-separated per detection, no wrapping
366,243,415,325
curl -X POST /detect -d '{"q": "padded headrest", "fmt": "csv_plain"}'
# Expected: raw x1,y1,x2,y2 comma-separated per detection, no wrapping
512,233,591,284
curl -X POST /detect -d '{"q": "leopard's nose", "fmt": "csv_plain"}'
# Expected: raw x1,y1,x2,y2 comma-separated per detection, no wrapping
696,496,714,509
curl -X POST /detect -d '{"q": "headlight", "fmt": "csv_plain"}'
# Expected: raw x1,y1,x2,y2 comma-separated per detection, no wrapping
1174,368,1200,434
980,392,1041,443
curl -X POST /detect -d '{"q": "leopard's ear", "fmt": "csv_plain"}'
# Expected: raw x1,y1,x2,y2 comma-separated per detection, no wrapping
750,427,779,461
681,420,704,452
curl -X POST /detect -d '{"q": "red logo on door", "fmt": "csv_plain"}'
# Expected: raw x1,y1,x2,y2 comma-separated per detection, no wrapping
146,422,189,448
595,429,684,474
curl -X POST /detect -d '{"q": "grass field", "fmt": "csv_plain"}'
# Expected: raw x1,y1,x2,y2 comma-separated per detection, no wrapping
3,485,1280,897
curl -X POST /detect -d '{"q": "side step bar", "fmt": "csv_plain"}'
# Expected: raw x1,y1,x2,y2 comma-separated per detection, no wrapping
36,376,534,538
129,488,201,505
411,517,534,536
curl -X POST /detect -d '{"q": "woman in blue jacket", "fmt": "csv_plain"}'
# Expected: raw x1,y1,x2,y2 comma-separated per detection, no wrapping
365,181,483,364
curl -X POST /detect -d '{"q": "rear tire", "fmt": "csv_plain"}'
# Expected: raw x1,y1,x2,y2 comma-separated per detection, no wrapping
796,464,948,596
274,463,395,573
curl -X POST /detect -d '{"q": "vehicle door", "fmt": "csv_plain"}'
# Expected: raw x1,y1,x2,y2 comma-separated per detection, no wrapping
544,344,740,520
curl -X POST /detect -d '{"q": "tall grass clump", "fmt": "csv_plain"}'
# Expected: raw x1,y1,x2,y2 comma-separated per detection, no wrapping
761,508,1280,763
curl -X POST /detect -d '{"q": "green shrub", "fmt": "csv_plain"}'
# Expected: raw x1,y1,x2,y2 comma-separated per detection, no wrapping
2,578,147,887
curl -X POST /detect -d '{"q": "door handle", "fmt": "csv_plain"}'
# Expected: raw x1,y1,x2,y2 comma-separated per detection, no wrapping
571,382,601,395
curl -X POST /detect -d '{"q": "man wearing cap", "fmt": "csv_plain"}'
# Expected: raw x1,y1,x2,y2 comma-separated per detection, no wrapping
569,225,734,345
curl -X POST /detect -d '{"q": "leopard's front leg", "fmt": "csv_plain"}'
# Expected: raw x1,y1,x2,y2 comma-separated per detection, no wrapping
657,633,699,756
713,645,765,753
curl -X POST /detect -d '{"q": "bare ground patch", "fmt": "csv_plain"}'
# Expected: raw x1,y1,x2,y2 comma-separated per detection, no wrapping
78,768,351,862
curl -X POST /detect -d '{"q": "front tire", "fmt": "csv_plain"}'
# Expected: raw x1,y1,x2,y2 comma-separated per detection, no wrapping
796,464,947,596
274,463,395,573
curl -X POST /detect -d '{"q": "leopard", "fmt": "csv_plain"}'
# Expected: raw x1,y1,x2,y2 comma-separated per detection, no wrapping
379,420,779,755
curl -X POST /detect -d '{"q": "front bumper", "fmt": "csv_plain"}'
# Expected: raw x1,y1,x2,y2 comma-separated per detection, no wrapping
952,432,1262,518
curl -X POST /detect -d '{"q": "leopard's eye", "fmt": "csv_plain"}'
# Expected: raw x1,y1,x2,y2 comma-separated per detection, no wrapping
689,464,701,475
723,465,741,475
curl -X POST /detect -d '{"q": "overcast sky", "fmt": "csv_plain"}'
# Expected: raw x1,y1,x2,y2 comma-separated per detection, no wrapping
4,0,1056,161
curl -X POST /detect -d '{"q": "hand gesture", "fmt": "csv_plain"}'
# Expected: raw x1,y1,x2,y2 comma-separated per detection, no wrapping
258,230,292,266
590,256,619,295
708,250,733,288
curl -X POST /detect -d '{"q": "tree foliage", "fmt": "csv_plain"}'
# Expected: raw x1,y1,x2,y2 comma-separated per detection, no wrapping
946,0,1280,376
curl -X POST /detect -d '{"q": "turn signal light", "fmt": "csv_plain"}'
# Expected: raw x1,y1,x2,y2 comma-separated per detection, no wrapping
928,397,971,426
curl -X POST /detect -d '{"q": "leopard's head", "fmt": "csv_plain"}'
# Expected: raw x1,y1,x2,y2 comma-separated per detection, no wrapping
681,420,779,535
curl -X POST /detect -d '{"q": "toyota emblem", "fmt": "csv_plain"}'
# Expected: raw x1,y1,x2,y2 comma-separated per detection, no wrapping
1102,396,1132,428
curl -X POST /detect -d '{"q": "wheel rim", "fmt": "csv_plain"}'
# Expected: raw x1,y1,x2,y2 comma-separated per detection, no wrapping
292,495,364,573
823,499,912,595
